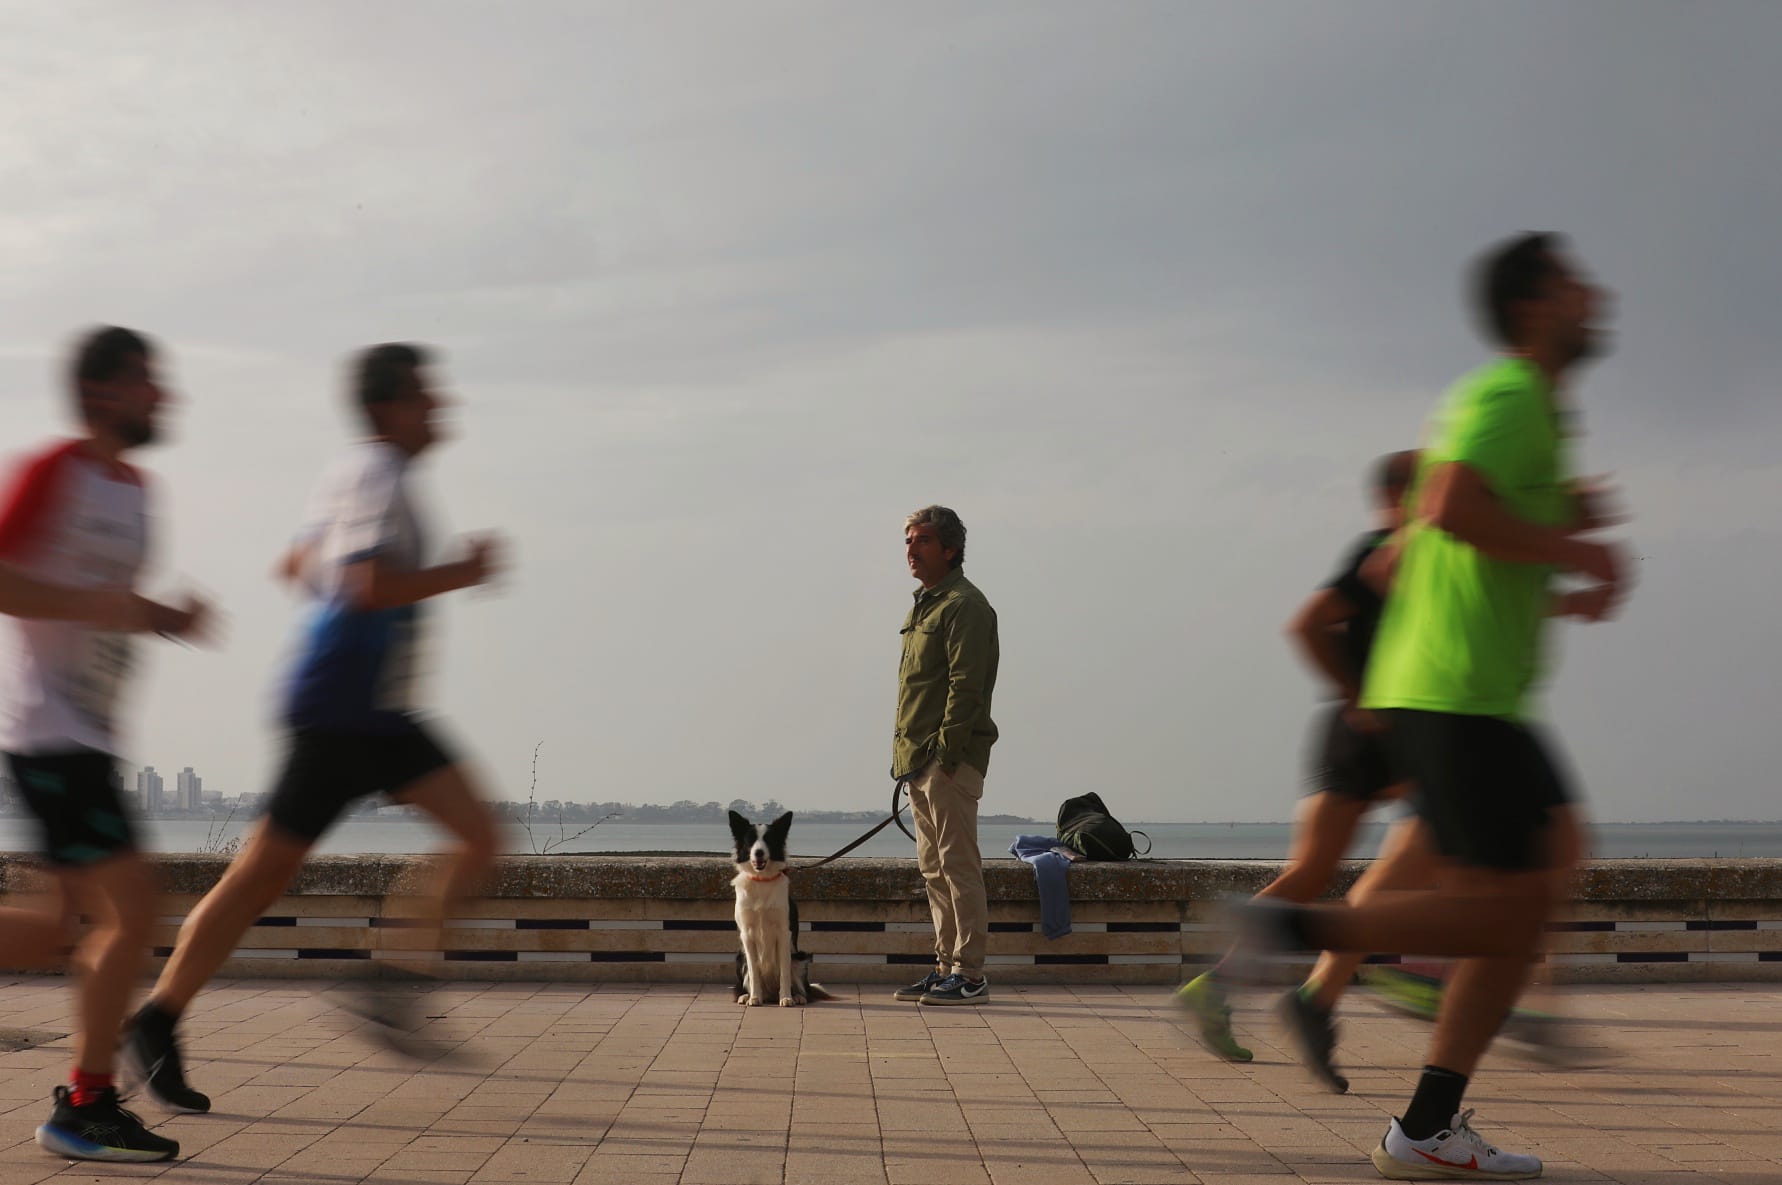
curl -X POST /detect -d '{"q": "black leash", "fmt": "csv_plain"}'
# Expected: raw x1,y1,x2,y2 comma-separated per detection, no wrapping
795,779,916,871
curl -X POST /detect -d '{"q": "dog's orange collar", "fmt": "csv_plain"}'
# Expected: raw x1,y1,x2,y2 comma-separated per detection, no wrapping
745,871,785,882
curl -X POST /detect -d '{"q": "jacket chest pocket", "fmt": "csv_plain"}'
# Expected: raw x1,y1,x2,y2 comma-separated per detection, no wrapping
901,618,945,678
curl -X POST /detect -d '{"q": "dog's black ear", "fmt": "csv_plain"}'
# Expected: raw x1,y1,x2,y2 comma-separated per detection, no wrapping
727,811,754,844
766,811,794,844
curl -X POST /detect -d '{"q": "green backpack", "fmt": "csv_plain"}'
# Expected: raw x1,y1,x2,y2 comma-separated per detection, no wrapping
1056,792,1152,861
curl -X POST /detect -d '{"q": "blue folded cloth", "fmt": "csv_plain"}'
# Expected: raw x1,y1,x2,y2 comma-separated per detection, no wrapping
1008,834,1077,939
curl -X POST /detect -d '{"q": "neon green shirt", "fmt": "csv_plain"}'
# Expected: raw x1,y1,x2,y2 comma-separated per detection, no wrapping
1361,358,1573,719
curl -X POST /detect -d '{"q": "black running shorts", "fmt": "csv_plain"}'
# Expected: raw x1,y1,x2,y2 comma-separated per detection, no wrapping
1384,709,1574,871
7,748,137,867
265,720,455,843
1307,706,1400,803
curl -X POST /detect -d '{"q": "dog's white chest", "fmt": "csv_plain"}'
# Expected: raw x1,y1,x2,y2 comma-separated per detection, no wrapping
733,876,788,910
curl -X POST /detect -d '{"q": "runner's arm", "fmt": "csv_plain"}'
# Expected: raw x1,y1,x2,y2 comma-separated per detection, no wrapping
1551,585,1617,623
1285,587,1360,702
1358,530,1403,595
344,555,479,611
0,567,123,623
343,535,500,611
275,538,318,592
0,566,183,633
1421,462,1618,582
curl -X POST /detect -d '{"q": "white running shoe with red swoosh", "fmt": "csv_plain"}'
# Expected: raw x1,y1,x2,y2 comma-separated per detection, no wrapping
1373,1109,1543,1180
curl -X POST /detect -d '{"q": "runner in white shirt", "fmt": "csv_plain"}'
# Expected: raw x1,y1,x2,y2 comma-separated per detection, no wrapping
129,343,505,1113
0,327,210,1163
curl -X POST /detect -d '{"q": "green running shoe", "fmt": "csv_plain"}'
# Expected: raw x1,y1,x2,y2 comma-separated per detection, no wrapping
1174,972,1252,1062
1359,965,1444,1021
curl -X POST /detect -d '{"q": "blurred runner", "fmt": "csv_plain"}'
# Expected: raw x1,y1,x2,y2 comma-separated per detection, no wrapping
127,343,506,1112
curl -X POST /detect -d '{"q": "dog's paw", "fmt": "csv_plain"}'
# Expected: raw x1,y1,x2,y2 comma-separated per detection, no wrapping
779,995,801,1008
746,995,765,1006
793,992,808,1005
736,993,749,1005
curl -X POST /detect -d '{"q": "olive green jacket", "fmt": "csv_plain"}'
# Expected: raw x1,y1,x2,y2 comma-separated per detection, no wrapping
892,569,999,779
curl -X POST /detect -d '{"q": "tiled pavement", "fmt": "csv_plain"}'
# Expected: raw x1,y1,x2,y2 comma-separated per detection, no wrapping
2,979,1778,1184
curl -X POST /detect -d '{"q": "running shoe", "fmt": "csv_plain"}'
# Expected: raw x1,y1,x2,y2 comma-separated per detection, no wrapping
1277,987,1348,1093
918,973,988,1006
123,1006,211,1113
1500,1011,1610,1069
894,969,947,1002
1372,1109,1542,1180
1174,973,1252,1062
36,1085,179,1163
1360,965,1445,1021
339,980,433,1058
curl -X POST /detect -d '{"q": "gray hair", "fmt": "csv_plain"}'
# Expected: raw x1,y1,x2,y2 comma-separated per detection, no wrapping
904,504,966,568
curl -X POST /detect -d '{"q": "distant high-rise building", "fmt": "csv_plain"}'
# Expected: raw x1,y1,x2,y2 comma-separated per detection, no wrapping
107,765,137,812
137,766,164,815
177,767,203,813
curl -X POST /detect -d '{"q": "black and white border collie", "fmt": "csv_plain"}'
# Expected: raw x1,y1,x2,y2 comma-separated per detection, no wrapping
728,811,833,1006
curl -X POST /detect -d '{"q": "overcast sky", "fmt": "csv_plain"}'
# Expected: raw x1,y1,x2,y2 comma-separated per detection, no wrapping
2,2,1777,824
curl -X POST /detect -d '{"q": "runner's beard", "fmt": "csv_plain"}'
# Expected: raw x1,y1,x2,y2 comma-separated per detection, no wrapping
116,418,156,447
1565,322,1610,367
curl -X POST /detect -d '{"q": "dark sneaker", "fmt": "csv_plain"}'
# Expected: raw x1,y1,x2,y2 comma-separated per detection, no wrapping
339,981,433,1058
1501,1011,1611,1069
1277,988,1349,1094
124,1007,211,1114
36,1085,179,1162
919,974,988,1006
893,970,947,1002
1173,972,1253,1062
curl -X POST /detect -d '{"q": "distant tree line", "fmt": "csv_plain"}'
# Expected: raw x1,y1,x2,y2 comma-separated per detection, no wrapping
481,798,1037,825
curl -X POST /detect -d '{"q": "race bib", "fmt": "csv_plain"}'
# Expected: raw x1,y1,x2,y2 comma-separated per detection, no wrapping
66,631,135,733
372,613,425,714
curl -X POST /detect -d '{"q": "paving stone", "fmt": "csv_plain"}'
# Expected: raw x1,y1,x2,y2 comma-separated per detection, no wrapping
0,981,1775,1183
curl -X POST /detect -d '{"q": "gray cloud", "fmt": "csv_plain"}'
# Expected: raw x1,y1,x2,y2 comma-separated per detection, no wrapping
0,1,1776,823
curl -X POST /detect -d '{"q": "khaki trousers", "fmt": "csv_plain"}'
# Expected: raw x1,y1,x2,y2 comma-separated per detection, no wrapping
907,758,988,978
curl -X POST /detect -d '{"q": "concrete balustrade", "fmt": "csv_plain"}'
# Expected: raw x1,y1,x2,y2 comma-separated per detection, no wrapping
3,855,1779,983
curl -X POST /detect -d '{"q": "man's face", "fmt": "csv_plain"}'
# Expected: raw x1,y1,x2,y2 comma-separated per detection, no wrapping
380,367,448,455
1534,253,1614,366
86,353,168,448
905,524,955,587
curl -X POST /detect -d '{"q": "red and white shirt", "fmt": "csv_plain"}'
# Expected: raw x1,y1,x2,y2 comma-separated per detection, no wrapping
0,440,149,755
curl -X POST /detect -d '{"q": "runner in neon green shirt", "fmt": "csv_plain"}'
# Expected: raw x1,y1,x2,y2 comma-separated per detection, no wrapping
1224,234,1630,1182
1362,356,1573,719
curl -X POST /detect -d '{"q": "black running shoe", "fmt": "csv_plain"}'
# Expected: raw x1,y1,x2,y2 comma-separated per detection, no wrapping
340,981,433,1058
1501,1011,1612,1069
1277,989,1349,1094
892,970,947,1002
918,973,989,1006
36,1085,179,1162
124,1007,211,1113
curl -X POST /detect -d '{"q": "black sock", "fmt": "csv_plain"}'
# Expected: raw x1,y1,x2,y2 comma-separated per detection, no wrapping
1400,1066,1468,1141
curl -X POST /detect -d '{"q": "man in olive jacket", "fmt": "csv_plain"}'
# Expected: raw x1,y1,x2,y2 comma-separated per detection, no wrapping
890,505,999,1006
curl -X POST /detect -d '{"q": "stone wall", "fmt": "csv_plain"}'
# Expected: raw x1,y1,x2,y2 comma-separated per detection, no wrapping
3,855,1780,983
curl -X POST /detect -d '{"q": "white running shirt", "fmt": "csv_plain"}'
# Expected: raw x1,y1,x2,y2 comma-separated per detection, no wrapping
0,440,149,755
